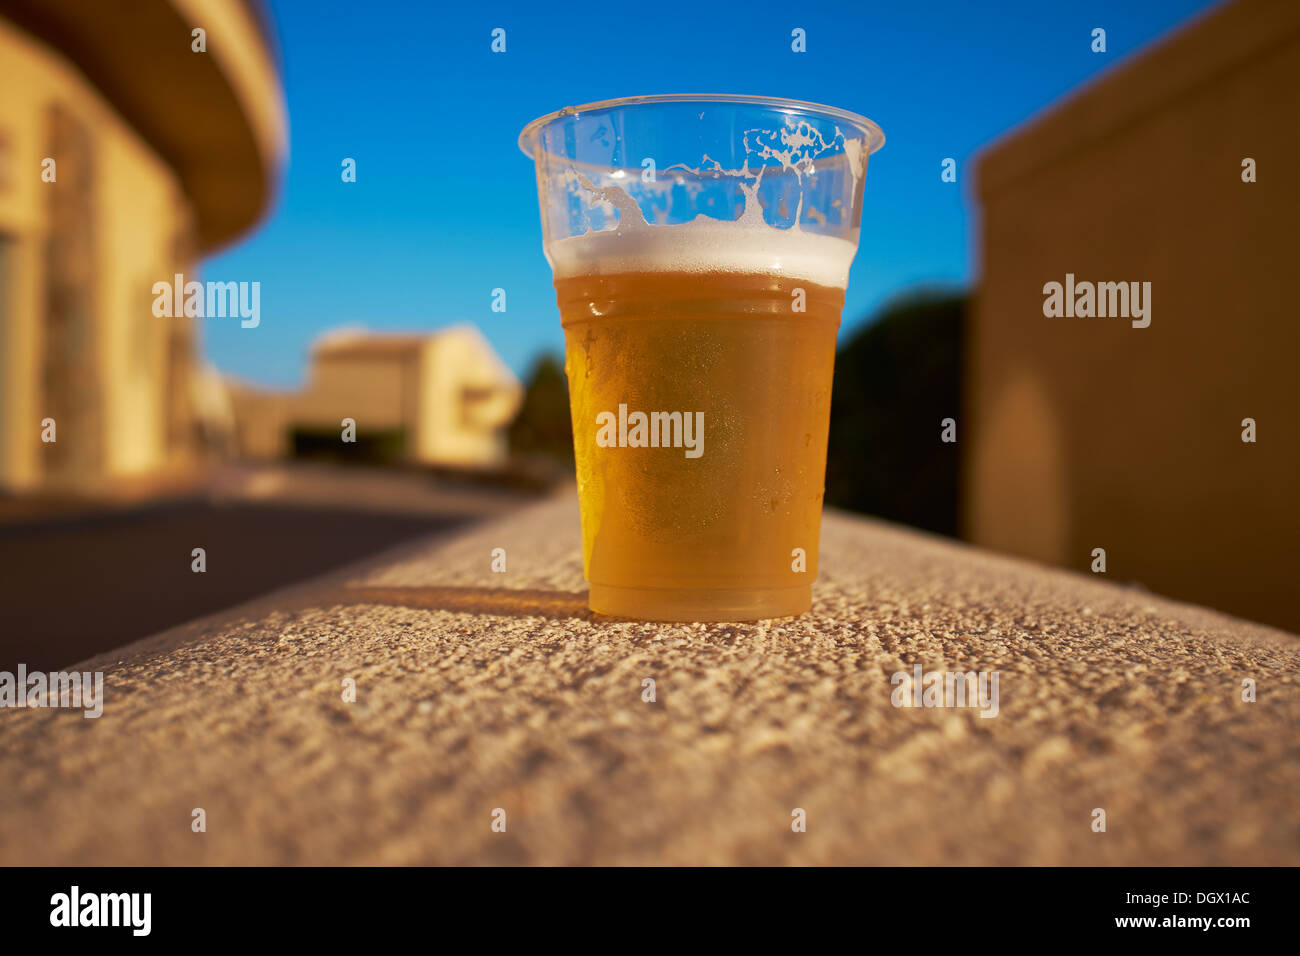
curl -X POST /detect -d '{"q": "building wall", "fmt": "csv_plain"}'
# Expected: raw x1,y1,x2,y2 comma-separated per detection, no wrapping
229,330,522,468
226,380,291,460
967,0,1300,631
291,351,422,436
0,17,198,492
420,329,520,467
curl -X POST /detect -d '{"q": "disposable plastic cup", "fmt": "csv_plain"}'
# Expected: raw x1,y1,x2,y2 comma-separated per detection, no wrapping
519,94,884,621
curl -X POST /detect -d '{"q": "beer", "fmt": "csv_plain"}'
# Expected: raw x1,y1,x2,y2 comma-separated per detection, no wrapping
557,267,843,620
520,94,883,621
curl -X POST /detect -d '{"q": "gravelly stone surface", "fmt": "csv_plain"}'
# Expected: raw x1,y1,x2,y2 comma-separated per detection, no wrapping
2,491,1297,864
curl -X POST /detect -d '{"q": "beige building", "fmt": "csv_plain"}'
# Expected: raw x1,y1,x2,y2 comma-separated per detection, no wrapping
230,325,523,469
0,0,285,493
967,0,1299,630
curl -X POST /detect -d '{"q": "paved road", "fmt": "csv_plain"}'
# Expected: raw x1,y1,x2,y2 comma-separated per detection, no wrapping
0,463,530,670
1,491,1296,864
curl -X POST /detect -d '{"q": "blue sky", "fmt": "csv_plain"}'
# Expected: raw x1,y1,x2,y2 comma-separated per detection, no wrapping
204,0,1223,387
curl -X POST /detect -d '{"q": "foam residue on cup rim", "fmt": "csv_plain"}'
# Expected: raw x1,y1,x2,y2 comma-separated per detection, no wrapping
547,123,867,290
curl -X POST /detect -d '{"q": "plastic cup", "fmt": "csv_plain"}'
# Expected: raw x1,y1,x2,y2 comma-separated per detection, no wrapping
519,94,883,621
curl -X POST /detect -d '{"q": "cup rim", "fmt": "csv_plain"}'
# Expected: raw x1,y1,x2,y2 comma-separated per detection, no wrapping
517,93,885,159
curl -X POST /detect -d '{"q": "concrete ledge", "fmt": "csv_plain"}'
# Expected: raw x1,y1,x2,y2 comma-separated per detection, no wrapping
2,491,1296,864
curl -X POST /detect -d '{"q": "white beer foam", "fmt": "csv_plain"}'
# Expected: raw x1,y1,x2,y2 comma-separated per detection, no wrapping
548,219,858,290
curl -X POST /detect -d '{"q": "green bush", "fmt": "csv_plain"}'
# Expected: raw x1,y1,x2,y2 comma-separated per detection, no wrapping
826,292,965,537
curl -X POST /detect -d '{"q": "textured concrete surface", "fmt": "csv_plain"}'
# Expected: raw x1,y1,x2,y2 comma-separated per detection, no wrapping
1,490,1297,865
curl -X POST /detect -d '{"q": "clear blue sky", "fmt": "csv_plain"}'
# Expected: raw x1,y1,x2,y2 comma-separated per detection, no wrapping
204,0,1223,387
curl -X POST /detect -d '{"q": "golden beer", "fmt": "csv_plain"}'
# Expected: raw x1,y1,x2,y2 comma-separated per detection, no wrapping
556,269,843,620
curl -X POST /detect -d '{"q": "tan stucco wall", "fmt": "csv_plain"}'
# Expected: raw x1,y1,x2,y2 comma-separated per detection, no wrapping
226,381,290,459
967,0,1300,631
420,329,521,467
0,16,196,491
277,331,520,468
292,351,422,436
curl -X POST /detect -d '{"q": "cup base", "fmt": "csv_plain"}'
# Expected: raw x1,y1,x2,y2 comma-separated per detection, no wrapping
587,582,812,623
